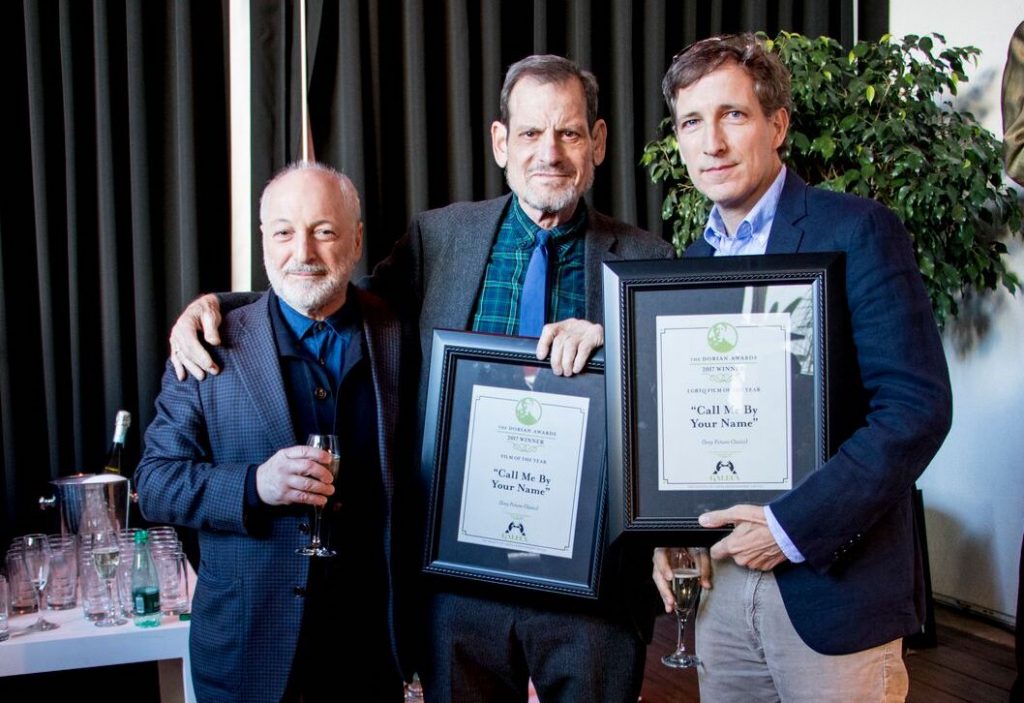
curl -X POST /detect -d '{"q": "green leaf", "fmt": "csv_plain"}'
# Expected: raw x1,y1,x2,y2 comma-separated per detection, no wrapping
640,30,1024,331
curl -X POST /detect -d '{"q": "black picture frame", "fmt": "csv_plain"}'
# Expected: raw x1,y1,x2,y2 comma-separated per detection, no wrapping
421,330,609,600
602,254,850,546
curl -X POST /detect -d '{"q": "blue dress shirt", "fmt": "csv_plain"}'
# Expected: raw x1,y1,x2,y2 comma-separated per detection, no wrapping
700,166,804,564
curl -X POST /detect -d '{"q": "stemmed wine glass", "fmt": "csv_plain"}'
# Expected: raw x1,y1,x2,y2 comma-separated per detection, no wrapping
296,433,341,558
88,529,127,626
20,534,59,631
661,547,706,669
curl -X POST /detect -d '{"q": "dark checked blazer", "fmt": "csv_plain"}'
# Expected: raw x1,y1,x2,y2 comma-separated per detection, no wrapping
136,288,405,703
686,171,953,655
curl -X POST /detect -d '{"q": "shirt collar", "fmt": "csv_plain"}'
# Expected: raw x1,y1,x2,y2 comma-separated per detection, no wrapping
509,193,588,248
703,166,787,252
275,285,361,344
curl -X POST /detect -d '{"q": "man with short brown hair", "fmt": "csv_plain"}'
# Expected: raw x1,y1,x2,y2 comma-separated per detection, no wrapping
653,34,952,701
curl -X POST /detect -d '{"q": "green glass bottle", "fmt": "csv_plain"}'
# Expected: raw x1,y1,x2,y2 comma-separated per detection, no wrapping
131,530,161,628
103,410,131,474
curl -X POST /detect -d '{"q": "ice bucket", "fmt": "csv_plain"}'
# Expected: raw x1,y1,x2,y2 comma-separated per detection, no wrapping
39,473,131,536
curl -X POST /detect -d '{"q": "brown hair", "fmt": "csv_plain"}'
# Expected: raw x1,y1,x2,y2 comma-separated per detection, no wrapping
662,33,791,123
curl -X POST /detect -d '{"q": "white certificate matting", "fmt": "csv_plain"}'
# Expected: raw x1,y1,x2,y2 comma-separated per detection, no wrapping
657,312,793,491
458,384,590,558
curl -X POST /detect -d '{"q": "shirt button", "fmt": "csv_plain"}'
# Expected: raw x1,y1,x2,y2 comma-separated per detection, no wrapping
318,357,326,366
293,586,306,597
314,387,328,400
298,522,310,534
315,322,325,331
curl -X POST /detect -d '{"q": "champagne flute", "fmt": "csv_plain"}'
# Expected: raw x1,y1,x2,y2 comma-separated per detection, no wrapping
89,529,127,626
296,433,341,558
20,534,59,631
661,547,705,669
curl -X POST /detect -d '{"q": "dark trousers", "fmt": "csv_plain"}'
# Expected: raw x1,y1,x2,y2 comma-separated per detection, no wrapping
282,557,403,703
421,591,645,703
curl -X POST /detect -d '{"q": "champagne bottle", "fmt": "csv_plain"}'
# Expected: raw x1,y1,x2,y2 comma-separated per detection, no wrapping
103,410,132,474
131,530,161,628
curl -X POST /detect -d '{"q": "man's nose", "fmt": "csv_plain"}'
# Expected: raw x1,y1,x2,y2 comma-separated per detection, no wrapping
538,131,564,162
702,122,726,155
292,232,314,261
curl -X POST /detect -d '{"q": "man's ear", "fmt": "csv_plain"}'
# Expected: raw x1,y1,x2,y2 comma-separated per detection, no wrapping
491,120,509,168
591,118,608,167
770,108,790,151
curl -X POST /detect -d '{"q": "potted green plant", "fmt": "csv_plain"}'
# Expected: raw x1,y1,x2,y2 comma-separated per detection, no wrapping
641,31,1022,328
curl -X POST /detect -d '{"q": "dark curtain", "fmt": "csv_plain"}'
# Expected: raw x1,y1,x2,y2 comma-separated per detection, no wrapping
0,1,230,547
0,0,889,547
249,0,885,290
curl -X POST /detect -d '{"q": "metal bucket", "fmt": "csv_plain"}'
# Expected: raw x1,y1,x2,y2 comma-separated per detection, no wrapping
39,474,131,536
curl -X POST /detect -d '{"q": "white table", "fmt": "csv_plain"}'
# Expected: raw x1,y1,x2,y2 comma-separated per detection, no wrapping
0,567,197,703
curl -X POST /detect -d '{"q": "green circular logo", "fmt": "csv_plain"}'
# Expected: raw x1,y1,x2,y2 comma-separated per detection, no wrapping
515,397,542,426
707,322,738,353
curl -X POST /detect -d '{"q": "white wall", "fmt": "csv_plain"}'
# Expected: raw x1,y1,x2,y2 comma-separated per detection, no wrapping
890,2,1023,625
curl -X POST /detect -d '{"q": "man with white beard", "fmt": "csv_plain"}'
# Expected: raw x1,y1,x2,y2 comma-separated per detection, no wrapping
137,163,408,703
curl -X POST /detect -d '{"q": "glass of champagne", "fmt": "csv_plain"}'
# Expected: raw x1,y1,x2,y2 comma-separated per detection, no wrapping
89,529,127,626
296,433,341,558
20,534,59,631
661,547,705,669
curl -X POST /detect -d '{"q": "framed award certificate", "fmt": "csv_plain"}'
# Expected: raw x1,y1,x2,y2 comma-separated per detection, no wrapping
421,330,609,599
602,254,850,544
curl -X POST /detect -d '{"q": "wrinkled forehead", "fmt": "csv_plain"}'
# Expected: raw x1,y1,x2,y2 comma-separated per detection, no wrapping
506,76,588,123
260,170,358,225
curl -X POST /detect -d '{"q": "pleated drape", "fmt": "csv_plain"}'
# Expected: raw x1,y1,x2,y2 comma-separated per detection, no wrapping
1,0,886,546
249,0,877,286
0,1,229,545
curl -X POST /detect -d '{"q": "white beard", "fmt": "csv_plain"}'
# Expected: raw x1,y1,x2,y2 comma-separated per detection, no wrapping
265,262,348,315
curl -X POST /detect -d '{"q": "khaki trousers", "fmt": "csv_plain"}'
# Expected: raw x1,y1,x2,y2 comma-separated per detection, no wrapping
695,559,909,702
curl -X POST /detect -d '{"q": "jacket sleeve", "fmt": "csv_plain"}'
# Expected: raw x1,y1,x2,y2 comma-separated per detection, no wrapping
364,215,426,321
135,363,255,535
215,291,263,314
768,204,953,573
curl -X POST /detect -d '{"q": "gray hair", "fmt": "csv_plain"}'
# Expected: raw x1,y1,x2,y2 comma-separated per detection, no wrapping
499,55,600,129
259,161,362,227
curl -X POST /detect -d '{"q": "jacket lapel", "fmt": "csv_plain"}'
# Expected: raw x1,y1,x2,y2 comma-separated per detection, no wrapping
429,195,510,331
232,295,296,451
357,288,399,505
584,213,617,322
765,170,809,255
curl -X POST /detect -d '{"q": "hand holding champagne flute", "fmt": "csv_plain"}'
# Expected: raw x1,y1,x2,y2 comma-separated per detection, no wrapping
296,434,341,557
655,547,707,669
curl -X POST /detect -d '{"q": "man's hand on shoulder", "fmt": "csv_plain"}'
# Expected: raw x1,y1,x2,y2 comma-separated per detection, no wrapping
170,294,223,381
700,504,787,571
536,319,603,377
255,446,337,507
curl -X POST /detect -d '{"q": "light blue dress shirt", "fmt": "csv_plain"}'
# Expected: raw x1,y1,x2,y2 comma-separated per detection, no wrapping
700,166,805,564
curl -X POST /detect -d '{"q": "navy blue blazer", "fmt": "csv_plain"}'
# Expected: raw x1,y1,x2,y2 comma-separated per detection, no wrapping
686,171,953,655
136,289,405,702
